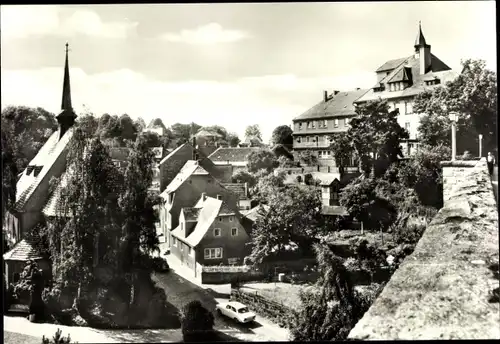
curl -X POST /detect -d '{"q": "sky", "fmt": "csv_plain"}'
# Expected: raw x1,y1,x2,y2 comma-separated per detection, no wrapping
1,2,496,142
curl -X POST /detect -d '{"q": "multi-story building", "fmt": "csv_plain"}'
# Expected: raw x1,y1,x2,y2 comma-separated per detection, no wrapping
354,23,458,155
292,88,368,165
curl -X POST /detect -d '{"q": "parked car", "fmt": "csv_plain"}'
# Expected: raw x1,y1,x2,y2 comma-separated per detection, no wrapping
215,301,256,324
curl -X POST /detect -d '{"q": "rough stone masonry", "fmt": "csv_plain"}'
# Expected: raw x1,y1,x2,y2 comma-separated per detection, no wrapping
348,158,500,340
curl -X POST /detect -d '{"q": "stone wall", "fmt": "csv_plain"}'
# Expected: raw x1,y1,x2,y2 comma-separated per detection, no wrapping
348,159,499,340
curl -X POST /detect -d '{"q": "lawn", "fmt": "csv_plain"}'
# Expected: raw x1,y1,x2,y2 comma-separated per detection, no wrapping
4,331,41,344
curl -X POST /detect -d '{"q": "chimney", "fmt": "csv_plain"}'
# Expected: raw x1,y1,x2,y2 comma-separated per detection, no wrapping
323,90,328,102
201,192,207,201
333,90,340,96
216,194,222,200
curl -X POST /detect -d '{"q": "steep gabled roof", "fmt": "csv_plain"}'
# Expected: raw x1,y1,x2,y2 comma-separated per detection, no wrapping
159,142,192,166
3,223,47,261
356,54,456,103
208,147,260,163
221,183,248,200
163,160,208,194
375,57,409,73
293,88,369,121
242,204,270,223
14,128,74,212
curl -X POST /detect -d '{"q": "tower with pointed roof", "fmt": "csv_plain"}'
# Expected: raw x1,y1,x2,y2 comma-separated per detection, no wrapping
414,22,432,75
57,42,77,140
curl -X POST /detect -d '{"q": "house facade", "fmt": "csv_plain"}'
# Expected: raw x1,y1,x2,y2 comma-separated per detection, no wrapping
221,183,251,211
354,23,458,156
159,160,239,247
292,88,368,167
170,195,250,272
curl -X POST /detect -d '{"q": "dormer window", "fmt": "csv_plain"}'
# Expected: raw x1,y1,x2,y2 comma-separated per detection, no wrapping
26,166,35,175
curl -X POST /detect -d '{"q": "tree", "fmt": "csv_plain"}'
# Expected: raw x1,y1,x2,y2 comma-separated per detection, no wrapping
49,129,123,290
1,129,18,221
298,150,318,166
139,131,162,148
290,244,370,341
76,113,99,138
329,133,354,175
171,122,202,145
181,300,215,342
247,149,278,174
339,177,397,231
252,171,286,202
226,132,240,147
118,114,138,142
118,134,160,276
231,170,257,188
250,185,323,263
42,329,73,344
271,125,293,146
348,100,408,177
134,117,147,133
277,155,296,168
415,59,497,154
1,106,57,171
245,124,262,141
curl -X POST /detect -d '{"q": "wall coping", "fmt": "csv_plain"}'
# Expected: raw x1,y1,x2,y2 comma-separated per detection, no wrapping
348,159,499,340
440,158,484,168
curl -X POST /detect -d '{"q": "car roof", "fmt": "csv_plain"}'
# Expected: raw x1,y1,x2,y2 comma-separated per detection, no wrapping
227,301,246,309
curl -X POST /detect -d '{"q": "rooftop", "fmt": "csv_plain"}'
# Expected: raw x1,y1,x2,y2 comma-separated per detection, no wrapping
221,183,248,200
163,160,209,194
208,147,261,163
293,88,369,121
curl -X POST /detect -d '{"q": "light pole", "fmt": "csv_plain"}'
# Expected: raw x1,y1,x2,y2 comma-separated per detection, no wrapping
449,112,458,161
479,134,483,158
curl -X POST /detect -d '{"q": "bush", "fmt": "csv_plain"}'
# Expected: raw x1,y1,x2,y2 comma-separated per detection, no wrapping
392,223,425,246
41,328,74,344
304,173,313,185
296,175,302,183
181,300,215,342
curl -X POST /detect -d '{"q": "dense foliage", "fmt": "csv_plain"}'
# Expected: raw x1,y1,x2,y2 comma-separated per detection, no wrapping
1,106,58,171
247,149,279,173
348,100,409,177
329,133,354,175
244,124,263,141
290,244,371,341
271,125,293,146
298,150,318,166
181,300,215,342
1,129,18,222
42,329,74,344
414,59,497,155
231,169,257,188
250,184,323,263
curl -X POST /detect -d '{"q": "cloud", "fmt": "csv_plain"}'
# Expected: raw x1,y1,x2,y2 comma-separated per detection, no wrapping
160,23,250,45
0,5,137,39
1,68,375,142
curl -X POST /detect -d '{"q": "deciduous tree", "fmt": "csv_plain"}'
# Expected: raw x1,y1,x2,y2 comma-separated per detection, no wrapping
329,133,354,175
244,124,262,141
271,125,293,146
247,149,278,174
1,130,18,221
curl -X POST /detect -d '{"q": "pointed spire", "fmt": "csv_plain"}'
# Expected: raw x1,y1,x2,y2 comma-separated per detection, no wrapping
61,42,73,111
414,21,429,49
57,42,77,140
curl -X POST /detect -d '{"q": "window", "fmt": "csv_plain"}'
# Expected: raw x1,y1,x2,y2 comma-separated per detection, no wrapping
345,118,350,125
405,122,411,131
306,137,310,143
173,237,177,247
298,122,303,130
213,228,221,237
181,222,184,231
334,119,339,128
204,248,223,259
307,121,311,129
405,102,413,115
231,228,238,236
324,119,328,127
229,216,234,222
296,137,301,143
218,217,222,222
312,121,316,128
188,246,192,255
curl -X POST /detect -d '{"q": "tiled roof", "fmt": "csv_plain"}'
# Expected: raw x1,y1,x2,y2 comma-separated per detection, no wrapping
375,57,409,73
219,201,236,215
159,143,190,166
3,224,46,261
293,88,369,121
242,204,270,223
163,160,208,194
221,183,248,200
14,128,74,212
388,66,412,83
195,129,223,138
182,207,200,221
312,172,341,186
208,147,261,163
356,54,457,103
173,197,223,247
321,205,349,216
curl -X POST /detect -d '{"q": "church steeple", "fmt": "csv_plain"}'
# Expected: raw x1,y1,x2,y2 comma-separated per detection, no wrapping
414,21,429,51
56,42,77,140
414,22,432,75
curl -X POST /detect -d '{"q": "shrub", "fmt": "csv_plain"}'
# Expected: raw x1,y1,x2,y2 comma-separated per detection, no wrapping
392,223,425,246
181,300,215,342
296,175,302,183
304,173,313,185
41,328,74,344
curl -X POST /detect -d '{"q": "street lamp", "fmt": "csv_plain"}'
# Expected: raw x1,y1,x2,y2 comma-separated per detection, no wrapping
479,134,483,158
449,112,458,161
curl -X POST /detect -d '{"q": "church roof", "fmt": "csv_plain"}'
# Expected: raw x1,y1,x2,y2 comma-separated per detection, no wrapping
414,22,428,48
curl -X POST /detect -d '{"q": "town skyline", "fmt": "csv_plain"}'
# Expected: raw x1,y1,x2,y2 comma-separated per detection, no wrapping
1,2,496,142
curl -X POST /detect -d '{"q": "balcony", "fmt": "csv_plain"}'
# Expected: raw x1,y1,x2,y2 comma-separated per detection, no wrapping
293,141,331,149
